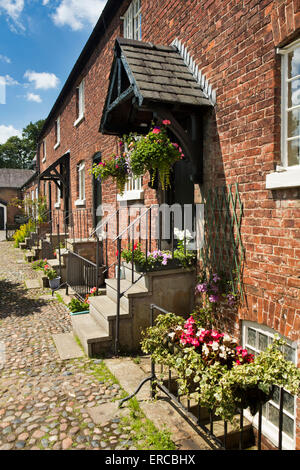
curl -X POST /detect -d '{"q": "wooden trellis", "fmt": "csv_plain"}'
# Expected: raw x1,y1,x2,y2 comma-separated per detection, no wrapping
200,183,245,301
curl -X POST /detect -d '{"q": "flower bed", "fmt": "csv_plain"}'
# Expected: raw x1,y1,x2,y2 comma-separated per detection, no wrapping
141,312,300,423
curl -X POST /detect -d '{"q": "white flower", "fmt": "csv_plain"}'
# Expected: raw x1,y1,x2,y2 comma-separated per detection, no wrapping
212,341,219,351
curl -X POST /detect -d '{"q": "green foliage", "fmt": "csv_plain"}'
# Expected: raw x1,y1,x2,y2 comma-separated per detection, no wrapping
121,241,196,272
0,120,45,169
32,259,47,271
13,220,35,247
141,315,300,424
91,154,130,195
43,263,57,280
68,297,89,313
128,122,183,190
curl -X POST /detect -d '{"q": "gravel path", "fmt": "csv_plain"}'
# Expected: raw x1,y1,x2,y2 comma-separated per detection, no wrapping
0,242,137,450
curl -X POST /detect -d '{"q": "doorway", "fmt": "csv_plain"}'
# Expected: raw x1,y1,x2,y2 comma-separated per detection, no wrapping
0,204,6,230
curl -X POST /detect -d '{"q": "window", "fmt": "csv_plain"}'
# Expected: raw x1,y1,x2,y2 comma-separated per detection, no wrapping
123,0,142,40
76,161,85,205
74,79,85,126
55,183,61,208
54,116,60,149
266,39,300,189
242,322,297,449
117,139,143,201
42,139,46,163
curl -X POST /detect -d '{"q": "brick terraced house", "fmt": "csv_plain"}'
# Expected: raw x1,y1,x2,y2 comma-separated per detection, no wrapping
23,0,300,450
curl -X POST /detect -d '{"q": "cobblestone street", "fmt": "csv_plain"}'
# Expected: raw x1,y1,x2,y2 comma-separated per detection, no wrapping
0,242,160,451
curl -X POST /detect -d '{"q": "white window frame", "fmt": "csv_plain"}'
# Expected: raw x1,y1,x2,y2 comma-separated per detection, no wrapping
42,139,46,163
54,116,60,149
117,175,143,201
242,321,297,450
266,39,300,189
117,140,143,201
74,79,85,127
123,0,142,40
54,183,61,209
75,161,86,206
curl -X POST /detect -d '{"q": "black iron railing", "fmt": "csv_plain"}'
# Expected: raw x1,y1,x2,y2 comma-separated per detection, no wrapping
113,204,198,354
65,246,101,300
119,303,287,451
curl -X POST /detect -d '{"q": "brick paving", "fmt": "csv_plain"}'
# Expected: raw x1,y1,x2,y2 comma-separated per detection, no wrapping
0,242,139,450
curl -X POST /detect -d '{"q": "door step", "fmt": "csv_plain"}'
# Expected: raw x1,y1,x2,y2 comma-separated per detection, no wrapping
71,313,112,357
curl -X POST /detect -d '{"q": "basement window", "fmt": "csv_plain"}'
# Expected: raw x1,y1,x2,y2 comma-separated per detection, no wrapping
242,321,297,450
266,39,300,189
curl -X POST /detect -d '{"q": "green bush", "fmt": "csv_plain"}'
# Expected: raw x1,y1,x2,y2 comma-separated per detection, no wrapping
13,220,35,248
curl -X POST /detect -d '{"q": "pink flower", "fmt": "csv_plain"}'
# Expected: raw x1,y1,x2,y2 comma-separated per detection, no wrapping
152,127,161,134
116,164,119,169
162,119,171,125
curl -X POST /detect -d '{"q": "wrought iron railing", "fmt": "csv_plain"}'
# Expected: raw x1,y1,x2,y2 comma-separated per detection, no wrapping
119,303,287,451
65,246,102,300
113,204,198,354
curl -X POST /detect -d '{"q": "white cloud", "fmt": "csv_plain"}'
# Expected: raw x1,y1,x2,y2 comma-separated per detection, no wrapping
0,0,24,21
24,70,60,90
0,0,25,32
2,74,19,86
51,0,105,31
26,92,42,103
0,124,22,144
0,54,11,64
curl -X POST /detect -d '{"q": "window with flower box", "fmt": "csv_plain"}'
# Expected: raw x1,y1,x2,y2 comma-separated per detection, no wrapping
242,321,297,449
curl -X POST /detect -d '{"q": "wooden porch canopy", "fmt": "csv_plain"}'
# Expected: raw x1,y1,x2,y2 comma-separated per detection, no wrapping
38,152,70,193
99,38,213,183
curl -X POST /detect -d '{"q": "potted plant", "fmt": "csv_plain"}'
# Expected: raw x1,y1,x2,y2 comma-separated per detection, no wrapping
91,153,130,195
43,264,61,290
127,120,184,190
67,297,90,316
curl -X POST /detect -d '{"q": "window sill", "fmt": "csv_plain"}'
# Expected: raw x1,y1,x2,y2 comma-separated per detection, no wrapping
266,166,300,189
54,202,61,209
74,115,85,127
75,199,86,207
54,142,60,150
117,189,144,202
42,157,46,164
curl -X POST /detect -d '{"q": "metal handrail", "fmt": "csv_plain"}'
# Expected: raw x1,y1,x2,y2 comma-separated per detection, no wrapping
113,204,157,242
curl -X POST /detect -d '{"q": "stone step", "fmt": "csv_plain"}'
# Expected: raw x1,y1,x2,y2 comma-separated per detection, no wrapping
19,242,27,250
122,262,147,288
71,313,112,357
105,278,149,310
89,295,129,335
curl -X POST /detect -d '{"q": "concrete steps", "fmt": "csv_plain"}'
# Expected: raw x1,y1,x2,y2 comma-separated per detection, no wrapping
71,313,112,357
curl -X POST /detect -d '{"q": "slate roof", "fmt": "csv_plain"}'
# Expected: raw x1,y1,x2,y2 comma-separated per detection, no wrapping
118,37,210,107
0,169,35,188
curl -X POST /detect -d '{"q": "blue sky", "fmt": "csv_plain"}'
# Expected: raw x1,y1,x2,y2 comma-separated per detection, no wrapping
0,0,107,143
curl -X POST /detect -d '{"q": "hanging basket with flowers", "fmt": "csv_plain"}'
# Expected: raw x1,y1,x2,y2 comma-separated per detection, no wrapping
127,120,184,190
91,153,130,195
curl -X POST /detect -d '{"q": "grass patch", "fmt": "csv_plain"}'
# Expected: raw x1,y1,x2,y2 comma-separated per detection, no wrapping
119,396,176,450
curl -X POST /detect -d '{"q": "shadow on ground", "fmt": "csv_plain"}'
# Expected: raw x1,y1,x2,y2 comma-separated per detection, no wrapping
0,279,47,318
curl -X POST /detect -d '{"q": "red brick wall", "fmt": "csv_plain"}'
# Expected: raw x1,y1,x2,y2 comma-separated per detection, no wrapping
38,0,300,448
0,188,23,225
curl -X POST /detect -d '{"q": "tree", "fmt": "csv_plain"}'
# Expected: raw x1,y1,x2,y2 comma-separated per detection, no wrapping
0,119,45,169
